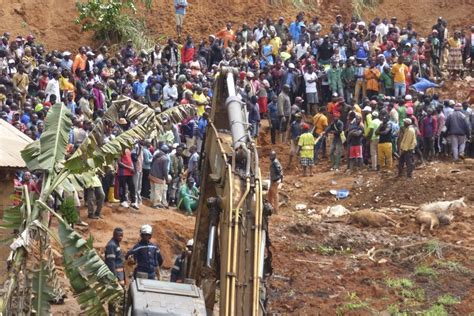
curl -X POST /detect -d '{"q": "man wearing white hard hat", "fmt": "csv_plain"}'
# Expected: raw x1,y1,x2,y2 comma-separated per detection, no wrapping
126,224,163,280
170,239,193,283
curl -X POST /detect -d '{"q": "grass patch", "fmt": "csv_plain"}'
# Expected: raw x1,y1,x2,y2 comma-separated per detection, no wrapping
415,265,438,278
387,304,409,316
435,260,470,274
336,292,371,315
422,304,448,316
400,288,425,301
425,240,443,258
318,245,336,255
385,278,414,289
437,294,460,305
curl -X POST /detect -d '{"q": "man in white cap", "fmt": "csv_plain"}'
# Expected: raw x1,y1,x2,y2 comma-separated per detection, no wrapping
126,224,163,280
398,118,417,178
171,239,193,283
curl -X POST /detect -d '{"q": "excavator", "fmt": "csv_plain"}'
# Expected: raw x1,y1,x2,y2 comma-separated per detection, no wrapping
126,67,271,315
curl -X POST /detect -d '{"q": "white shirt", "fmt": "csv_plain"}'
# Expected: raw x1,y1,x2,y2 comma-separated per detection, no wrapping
375,23,388,38
304,72,317,93
294,42,309,60
254,28,265,42
45,78,61,103
163,84,178,109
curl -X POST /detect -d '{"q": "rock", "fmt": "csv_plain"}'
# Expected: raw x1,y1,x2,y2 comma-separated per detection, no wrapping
295,204,307,211
324,205,350,217
294,181,302,188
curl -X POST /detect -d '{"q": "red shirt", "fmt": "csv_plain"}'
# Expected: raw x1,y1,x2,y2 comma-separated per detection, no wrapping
118,149,134,176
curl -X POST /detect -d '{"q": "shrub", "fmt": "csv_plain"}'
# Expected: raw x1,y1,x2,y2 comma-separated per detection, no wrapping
75,0,153,49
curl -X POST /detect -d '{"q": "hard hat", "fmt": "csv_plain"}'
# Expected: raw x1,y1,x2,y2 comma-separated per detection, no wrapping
186,239,194,247
140,224,153,235
405,94,412,101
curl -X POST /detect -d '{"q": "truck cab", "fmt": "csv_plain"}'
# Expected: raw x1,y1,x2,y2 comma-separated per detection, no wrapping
127,278,206,315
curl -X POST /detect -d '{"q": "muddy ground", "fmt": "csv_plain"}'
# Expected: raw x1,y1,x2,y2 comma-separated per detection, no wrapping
259,127,474,315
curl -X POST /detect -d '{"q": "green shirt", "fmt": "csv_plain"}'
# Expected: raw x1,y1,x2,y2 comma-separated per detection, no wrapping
369,118,382,140
398,106,407,127
327,67,343,91
298,132,315,158
380,71,393,89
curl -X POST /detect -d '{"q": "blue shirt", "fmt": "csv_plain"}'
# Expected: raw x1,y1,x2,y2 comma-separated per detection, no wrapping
268,101,278,121
289,21,302,43
126,241,163,274
20,113,31,125
142,147,153,170
133,80,148,97
174,0,187,14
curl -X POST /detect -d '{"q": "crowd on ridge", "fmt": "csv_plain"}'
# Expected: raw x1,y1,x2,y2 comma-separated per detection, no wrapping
1,13,473,219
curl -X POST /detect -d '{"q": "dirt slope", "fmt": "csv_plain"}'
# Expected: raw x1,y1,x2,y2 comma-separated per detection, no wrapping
362,0,474,35
6,0,471,51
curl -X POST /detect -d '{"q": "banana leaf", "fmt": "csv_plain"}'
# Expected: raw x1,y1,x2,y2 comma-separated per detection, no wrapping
35,103,73,171
31,245,52,315
58,222,123,315
21,141,41,171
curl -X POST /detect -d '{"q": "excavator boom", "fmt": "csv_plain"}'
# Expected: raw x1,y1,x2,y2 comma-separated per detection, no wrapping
189,67,270,315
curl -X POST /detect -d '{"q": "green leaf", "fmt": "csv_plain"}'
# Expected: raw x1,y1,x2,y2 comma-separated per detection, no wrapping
21,141,41,170
58,222,123,315
32,246,52,315
37,103,73,170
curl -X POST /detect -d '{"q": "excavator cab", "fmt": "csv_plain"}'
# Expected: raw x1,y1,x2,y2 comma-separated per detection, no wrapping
126,278,206,315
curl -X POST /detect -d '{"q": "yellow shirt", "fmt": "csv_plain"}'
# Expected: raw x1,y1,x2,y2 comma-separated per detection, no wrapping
354,104,362,117
447,37,461,49
312,113,328,135
391,63,408,84
269,36,282,56
193,92,207,116
400,125,417,151
298,132,315,158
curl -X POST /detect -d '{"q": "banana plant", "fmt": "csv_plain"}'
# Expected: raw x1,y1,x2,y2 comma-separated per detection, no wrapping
1,98,196,314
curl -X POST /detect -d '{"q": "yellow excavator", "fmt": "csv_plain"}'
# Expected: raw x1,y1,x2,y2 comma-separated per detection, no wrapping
126,67,271,315
189,66,271,315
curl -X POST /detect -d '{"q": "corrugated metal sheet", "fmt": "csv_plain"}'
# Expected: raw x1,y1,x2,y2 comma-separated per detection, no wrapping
0,120,33,168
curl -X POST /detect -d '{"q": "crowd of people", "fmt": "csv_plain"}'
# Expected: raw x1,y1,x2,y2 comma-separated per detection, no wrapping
3,13,474,222
1,8,473,314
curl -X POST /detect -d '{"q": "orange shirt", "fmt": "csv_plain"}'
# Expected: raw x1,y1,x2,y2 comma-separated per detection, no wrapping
364,68,380,91
216,28,236,48
72,53,86,75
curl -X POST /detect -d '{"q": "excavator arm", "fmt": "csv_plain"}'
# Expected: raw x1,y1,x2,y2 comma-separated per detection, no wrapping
189,67,270,315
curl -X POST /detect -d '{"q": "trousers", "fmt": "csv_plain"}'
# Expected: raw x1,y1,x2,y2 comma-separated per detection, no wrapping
449,135,466,160
398,150,414,177
85,186,105,216
118,175,136,203
370,139,379,170
180,196,198,213
133,171,143,203
267,181,280,213
377,142,392,169
329,138,343,169
151,182,166,206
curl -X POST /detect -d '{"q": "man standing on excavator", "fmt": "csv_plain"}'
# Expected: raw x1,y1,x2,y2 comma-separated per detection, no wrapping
170,239,193,283
126,225,164,280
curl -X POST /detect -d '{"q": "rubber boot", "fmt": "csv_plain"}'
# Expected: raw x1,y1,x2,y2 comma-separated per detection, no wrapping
108,187,119,203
